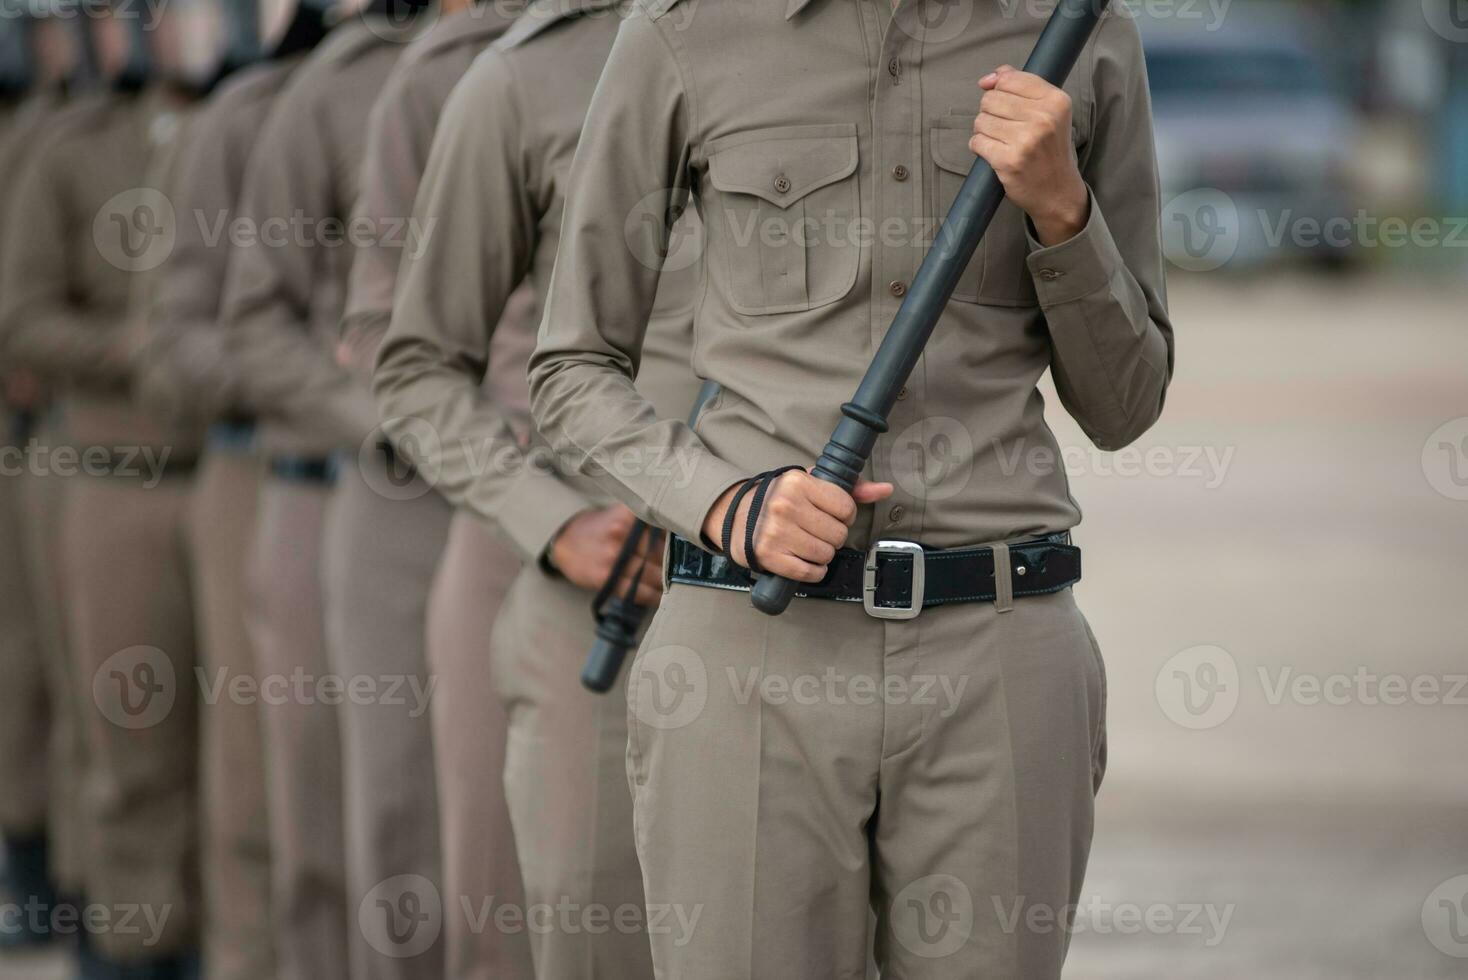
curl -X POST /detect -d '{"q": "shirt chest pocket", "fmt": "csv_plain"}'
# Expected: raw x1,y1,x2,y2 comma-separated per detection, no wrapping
929,120,1038,308
706,124,861,316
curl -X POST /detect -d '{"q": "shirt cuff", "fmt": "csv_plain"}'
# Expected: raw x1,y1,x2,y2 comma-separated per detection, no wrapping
1025,187,1123,307
493,464,595,563
651,450,748,548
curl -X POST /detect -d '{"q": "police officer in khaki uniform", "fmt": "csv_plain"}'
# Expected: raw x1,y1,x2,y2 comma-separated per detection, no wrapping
0,3,212,974
528,1,1174,977
216,4,427,978
372,1,702,974
132,3,335,977
338,3,537,977
0,15,63,949
0,9,91,928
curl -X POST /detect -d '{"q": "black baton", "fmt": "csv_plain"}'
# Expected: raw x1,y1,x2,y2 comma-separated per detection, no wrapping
750,0,1112,616
582,380,722,692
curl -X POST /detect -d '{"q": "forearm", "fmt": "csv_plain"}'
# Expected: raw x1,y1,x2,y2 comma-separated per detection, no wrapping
374,334,592,561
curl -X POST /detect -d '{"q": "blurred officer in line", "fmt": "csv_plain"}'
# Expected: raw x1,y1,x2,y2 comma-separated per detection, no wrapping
373,0,703,974
0,8,75,952
214,2,432,978
0,0,239,974
131,0,335,977
335,1,535,977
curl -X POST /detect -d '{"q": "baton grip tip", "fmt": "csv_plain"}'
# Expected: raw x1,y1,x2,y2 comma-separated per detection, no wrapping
750,575,797,616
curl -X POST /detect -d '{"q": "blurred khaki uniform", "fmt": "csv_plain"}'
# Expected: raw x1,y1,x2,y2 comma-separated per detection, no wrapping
374,1,702,975
217,16,422,980
135,56,315,980
0,87,85,901
0,88,205,962
0,88,58,869
527,1,1173,976
340,9,536,980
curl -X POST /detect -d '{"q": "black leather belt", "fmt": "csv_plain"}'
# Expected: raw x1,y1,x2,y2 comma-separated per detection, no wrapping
268,455,336,485
668,532,1080,619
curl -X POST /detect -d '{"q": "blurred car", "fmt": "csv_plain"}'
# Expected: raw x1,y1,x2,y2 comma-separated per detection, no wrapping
1140,14,1360,270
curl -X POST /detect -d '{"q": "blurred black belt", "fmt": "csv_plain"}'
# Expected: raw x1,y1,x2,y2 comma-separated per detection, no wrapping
8,410,35,444
207,419,255,452
668,532,1079,620
268,455,336,485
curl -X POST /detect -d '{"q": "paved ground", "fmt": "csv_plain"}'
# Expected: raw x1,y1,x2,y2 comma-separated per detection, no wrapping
4,270,1465,977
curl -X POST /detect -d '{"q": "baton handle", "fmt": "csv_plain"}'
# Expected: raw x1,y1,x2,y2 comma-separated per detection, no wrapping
581,381,722,690
751,0,1111,616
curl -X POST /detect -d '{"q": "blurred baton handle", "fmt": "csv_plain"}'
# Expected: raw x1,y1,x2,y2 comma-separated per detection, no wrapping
581,380,722,692
750,0,1111,616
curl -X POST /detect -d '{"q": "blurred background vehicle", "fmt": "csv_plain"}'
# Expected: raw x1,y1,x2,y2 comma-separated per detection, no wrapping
1143,10,1360,268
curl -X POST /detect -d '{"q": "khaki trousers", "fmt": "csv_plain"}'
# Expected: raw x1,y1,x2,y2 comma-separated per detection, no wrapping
493,563,653,980
320,456,448,980
246,477,349,980
63,471,199,960
188,449,275,980
627,583,1107,980
425,511,534,980
20,431,87,894
0,430,49,836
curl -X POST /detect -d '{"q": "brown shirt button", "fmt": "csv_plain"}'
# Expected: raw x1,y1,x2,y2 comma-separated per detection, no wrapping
773,175,792,194
888,505,905,522
897,386,908,400
889,280,907,297
887,57,901,80
892,164,909,182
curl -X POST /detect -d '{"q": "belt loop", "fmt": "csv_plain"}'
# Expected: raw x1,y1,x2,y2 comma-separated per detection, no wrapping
990,542,1014,614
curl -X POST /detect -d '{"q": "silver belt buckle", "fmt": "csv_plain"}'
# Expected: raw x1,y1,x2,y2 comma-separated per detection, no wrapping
863,540,925,620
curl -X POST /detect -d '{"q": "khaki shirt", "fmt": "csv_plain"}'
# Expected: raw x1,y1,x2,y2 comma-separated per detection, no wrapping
0,89,61,409
373,0,701,562
340,5,534,428
218,17,418,456
0,88,199,452
134,57,303,424
528,0,1175,552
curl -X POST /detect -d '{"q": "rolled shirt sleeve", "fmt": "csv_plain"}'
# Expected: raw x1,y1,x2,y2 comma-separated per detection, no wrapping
527,10,744,545
373,53,590,561
1026,10,1175,452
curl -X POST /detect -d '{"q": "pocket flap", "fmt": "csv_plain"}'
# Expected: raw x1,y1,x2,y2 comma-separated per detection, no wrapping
708,123,858,209
930,122,978,178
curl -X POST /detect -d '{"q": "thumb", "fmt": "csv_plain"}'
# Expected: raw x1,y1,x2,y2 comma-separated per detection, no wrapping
851,480,895,504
